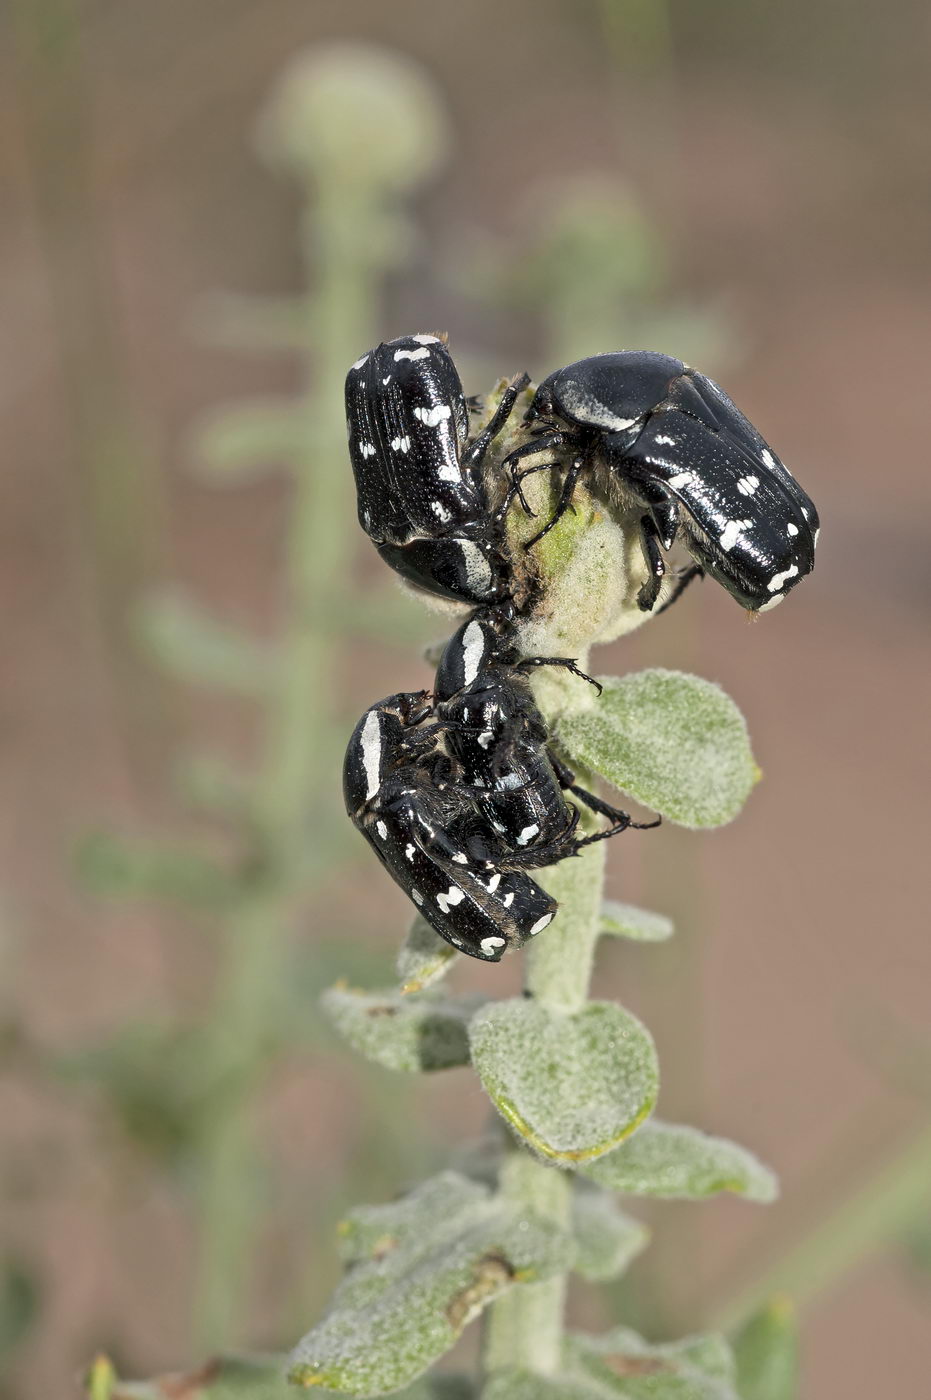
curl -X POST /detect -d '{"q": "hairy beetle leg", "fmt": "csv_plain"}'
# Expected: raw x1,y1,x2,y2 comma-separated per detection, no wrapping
637,515,667,612
461,370,530,473
655,564,705,616
518,655,602,695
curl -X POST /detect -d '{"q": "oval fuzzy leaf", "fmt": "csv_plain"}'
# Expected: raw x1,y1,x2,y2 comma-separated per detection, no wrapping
579,1121,777,1201
397,916,461,994
469,1000,658,1164
733,1298,798,1400
571,1184,649,1281
559,671,758,828
601,900,674,942
322,985,478,1073
567,1328,739,1400
289,1172,570,1396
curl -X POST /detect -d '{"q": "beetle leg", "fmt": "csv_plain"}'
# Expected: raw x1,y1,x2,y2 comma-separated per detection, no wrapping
518,655,602,695
548,748,661,832
461,371,531,472
654,564,705,616
523,457,585,549
637,514,667,611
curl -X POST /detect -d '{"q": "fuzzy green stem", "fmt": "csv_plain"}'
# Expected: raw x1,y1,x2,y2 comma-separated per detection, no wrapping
482,1152,573,1375
483,777,608,1377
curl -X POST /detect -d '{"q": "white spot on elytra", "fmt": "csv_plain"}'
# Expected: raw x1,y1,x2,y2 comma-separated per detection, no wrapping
351,354,369,371
503,891,515,907
481,936,506,955
390,435,411,453
787,522,799,536
529,913,554,936
768,563,799,592
432,502,451,522
485,872,501,892
414,404,452,428
359,442,376,459
381,376,392,386
720,518,753,552
436,885,466,914
411,888,424,905
360,710,382,800
404,844,416,861
758,593,785,612
654,434,677,446
761,448,776,468
394,346,430,362
801,506,810,520
451,851,468,865
412,334,440,345
737,475,760,496
516,823,540,846
461,619,486,687
477,730,494,749
667,471,694,490
375,820,388,840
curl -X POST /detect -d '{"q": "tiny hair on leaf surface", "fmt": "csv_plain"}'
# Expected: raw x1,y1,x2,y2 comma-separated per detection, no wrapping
321,984,479,1073
558,669,759,828
469,999,658,1164
578,1120,778,1201
289,1172,571,1396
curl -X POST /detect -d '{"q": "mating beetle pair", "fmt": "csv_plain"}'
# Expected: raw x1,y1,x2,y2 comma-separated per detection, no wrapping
347,335,818,616
345,611,654,962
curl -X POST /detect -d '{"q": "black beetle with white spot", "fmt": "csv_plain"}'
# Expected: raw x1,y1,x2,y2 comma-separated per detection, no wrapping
342,335,819,962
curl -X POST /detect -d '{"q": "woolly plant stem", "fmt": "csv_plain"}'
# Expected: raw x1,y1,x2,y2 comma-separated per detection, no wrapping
483,795,609,1376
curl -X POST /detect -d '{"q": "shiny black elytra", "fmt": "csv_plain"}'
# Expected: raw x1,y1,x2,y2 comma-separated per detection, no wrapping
342,688,557,963
434,612,657,869
345,333,527,607
505,351,819,613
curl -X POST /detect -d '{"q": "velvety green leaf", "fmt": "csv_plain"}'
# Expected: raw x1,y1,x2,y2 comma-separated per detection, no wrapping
469,999,658,1164
572,1184,649,1281
134,591,276,695
568,1328,739,1399
733,1298,799,1400
396,916,461,994
192,399,304,483
76,833,235,910
579,1121,777,1202
290,1171,570,1396
322,984,477,1073
601,900,674,942
559,671,758,828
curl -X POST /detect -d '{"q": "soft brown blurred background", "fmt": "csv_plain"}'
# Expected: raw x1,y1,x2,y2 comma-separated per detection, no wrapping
1,1,929,1396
